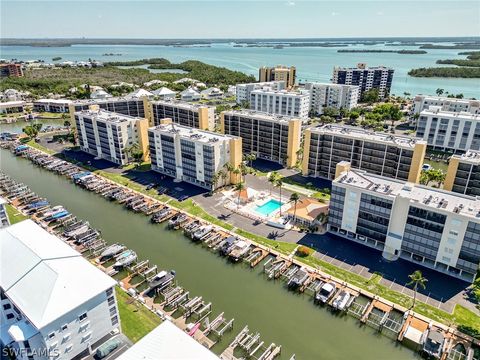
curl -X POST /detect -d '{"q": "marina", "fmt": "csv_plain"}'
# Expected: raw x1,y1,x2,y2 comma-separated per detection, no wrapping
1,143,480,359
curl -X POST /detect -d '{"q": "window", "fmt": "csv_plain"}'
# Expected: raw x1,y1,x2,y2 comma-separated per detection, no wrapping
442,256,451,263
48,332,55,339
65,345,73,353
449,230,459,236
111,315,119,326
3,303,12,310
61,324,68,331
62,333,71,343
6,313,14,320
79,312,87,322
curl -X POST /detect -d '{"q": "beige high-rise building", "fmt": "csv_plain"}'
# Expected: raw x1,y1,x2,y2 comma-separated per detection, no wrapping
259,66,296,88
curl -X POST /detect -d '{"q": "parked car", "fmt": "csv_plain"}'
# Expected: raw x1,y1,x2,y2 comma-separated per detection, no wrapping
95,337,122,358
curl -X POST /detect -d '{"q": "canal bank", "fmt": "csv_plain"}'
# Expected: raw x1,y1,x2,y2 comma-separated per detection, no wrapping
0,149,422,359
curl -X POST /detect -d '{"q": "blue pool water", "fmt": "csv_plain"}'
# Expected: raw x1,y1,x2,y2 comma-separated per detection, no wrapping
255,199,282,216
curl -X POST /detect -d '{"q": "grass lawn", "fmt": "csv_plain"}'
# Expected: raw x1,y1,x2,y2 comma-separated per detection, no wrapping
26,139,56,155
297,253,480,332
5,204,28,224
115,288,161,342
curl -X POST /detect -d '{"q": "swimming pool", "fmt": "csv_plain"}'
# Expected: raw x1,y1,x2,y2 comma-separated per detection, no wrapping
254,199,282,216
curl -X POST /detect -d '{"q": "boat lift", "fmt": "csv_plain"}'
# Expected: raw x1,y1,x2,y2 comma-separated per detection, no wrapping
204,312,234,338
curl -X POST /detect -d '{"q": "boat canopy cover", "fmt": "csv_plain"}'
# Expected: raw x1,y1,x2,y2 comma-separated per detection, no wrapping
72,171,91,180
51,211,69,219
15,145,28,151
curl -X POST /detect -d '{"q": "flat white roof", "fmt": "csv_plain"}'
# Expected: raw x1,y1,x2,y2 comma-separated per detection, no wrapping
251,88,309,97
151,99,211,111
420,108,480,120
334,169,480,220
223,109,297,124
310,124,423,149
116,320,219,360
76,109,141,124
0,101,25,108
0,220,116,329
149,123,234,143
454,150,480,165
34,99,72,105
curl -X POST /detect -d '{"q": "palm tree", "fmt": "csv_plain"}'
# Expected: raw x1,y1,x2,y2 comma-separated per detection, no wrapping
435,88,444,96
232,168,241,184
407,270,428,309
268,171,279,195
275,177,284,215
218,169,227,187
289,192,300,224
211,172,220,192
235,182,245,210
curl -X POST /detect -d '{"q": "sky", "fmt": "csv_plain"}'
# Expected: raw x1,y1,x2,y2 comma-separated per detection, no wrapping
1,1,479,39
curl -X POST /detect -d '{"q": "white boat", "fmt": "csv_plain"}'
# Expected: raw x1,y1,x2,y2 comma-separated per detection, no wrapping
316,282,336,304
42,205,64,217
101,244,126,259
64,223,90,238
114,250,137,267
332,290,351,311
193,225,213,240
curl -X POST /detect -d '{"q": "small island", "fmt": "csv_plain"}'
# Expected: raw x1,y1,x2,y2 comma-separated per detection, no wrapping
409,51,480,78
337,49,427,54
52,56,62,61
103,53,122,56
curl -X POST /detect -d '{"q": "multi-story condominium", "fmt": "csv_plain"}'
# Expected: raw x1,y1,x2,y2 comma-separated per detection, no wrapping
302,125,426,183
444,150,480,197
71,96,148,118
259,66,296,88
304,82,359,115
0,220,119,359
0,197,10,228
33,99,72,113
249,89,310,119
329,163,480,282
0,63,23,77
412,95,480,115
0,101,25,114
235,81,285,105
75,107,149,165
416,108,480,152
332,63,394,99
220,110,301,167
148,99,215,131
148,121,242,190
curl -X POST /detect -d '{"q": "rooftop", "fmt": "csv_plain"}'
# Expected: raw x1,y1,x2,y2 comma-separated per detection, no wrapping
286,198,328,221
149,123,235,143
334,169,480,220
223,109,298,124
34,99,72,104
414,95,480,105
116,320,219,360
250,88,309,97
0,101,25,107
0,220,116,329
236,80,285,87
75,109,141,124
310,124,424,149
150,98,212,110
454,150,480,164
420,108,480,120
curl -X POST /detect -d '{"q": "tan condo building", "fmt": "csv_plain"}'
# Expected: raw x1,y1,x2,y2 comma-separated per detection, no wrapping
302,125,426,183
444,150,480,197
220,110,301,167
259,65,296,88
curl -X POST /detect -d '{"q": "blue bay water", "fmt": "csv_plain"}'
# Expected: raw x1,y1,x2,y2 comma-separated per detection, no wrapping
1,42,479,98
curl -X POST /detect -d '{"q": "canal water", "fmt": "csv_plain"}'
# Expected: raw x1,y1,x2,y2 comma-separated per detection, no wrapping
0,149,420,359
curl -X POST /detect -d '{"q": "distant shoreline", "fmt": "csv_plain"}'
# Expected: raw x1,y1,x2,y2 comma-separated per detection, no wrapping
1,37,479,47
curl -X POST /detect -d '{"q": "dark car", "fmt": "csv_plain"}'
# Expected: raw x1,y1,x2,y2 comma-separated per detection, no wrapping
178,195,189,202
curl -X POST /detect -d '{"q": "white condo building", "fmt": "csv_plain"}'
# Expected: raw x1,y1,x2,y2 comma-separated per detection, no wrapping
249,89,310,119
148,121,242,190
235,81,285,105
304,82,359,115
75,107,149,165
416,107,480,152
0,220,119,359
329,165,480,282
412,95,480,115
